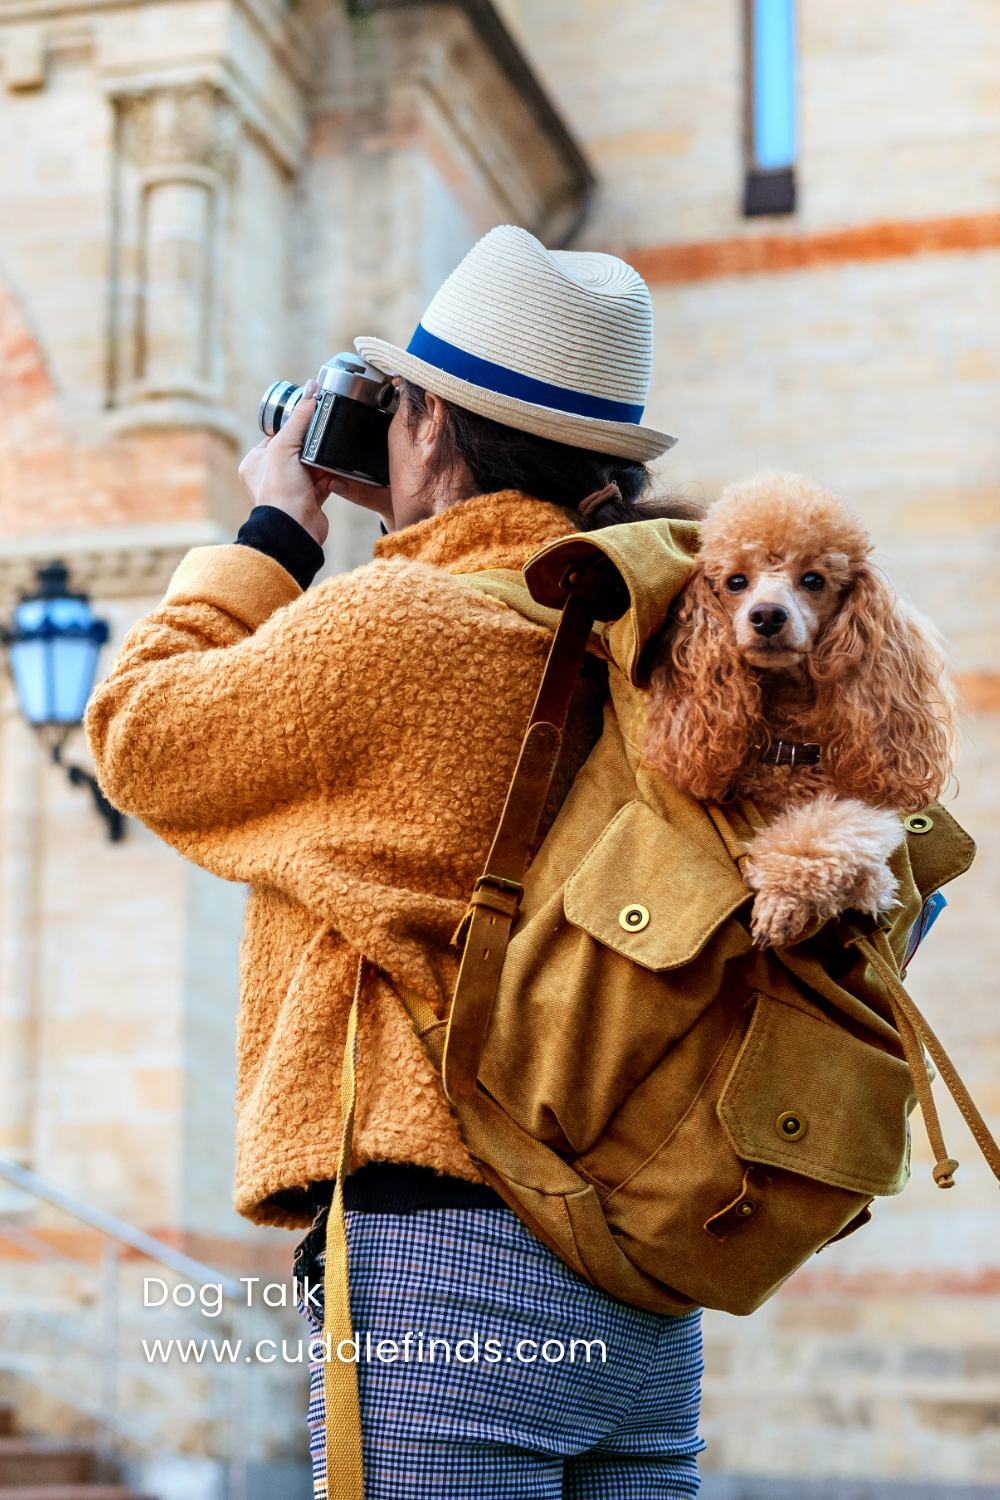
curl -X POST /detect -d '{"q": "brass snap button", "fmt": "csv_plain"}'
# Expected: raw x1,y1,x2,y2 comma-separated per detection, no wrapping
619,904,650,933
903,813,933,835
738,1202,755,1217
776,1111,807,1142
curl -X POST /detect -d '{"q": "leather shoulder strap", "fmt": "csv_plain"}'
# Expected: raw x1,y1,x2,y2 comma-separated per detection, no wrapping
442,556,628,1102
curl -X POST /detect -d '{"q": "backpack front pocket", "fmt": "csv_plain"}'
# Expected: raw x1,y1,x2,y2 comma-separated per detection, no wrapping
563,800,751,969
484,800,754,1157
576,992,914,1315
718,994,915,1196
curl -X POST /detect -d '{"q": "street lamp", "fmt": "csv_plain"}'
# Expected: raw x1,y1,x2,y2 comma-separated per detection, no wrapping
1,562,125,841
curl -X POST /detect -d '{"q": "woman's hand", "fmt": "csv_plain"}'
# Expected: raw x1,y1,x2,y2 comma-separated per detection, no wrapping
239,390,331,545
239,381,393,544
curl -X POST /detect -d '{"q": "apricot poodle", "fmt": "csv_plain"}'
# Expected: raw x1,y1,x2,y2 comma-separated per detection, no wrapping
644,471,956,946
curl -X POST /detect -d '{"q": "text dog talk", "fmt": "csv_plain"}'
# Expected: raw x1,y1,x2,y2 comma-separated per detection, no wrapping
142,1279,607,1367
143,1277,300,1317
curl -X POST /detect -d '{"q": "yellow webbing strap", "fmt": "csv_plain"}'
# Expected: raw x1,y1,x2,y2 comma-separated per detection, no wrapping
391,977,440,1037
322,959,368,1500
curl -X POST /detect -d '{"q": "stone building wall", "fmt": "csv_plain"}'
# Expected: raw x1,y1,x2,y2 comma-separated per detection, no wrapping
0,0,304,1241
0,0,586,1212
0,0,590,1472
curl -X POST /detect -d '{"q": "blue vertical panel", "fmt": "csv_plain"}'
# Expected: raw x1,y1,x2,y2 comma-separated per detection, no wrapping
753,0,797,170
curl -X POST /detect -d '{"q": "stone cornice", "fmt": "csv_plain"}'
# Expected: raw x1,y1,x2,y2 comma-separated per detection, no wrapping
104,398,253,452
102,60,307,175
1,0,311,169
0,0,304,55
0,521,232,608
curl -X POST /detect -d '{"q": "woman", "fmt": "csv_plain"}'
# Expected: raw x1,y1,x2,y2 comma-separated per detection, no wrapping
87,226,705,1498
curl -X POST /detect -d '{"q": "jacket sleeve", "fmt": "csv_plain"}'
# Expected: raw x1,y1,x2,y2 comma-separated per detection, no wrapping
85,544,320,832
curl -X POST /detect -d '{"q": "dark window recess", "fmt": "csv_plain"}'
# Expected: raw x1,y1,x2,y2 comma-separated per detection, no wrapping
744,166,796,217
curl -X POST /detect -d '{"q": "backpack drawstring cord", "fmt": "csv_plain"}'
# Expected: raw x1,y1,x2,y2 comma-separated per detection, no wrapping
856,931,1000,1191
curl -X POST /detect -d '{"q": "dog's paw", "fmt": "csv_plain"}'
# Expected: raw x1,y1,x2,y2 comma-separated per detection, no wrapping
749,887,818,948
745,796,905,946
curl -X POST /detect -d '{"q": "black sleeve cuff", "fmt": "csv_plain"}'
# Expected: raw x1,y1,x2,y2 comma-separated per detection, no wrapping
235,506,326,591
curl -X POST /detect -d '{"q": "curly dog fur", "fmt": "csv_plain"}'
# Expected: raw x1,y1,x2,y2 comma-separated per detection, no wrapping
644,472,956,945
743,796,905,947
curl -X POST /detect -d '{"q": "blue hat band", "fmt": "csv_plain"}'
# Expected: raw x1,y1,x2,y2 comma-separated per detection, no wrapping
405,325,644,425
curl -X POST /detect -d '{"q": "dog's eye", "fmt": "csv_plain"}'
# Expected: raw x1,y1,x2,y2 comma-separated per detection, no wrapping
801,573,825,592
726,574,749,593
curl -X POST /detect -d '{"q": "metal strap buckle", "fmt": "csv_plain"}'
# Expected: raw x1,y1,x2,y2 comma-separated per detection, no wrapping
474,875,524,898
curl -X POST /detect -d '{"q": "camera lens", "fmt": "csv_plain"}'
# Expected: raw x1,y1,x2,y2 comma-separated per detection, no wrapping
259,381,304,437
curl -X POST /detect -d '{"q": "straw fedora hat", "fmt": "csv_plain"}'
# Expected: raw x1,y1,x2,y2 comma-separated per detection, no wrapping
355,225,676,463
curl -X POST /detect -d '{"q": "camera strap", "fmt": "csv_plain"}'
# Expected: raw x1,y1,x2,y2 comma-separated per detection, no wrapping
323,958,369,1500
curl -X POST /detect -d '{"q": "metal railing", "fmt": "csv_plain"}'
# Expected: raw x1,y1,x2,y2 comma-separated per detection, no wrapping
0,1157,303,1500
0,1158,246,1296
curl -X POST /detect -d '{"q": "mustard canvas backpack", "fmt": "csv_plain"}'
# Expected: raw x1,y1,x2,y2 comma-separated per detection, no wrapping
322,519,998,1497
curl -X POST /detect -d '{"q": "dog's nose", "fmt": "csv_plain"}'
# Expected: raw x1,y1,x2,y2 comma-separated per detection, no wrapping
749,604,788,638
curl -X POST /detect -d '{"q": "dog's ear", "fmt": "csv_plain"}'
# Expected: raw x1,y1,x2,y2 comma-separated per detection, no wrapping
809,566,955,812
643,565,762,801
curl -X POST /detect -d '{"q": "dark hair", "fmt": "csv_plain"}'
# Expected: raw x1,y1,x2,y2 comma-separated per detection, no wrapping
401,381,704,528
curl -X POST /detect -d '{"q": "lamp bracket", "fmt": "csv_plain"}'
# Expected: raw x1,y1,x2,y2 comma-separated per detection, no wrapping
51,745,126,843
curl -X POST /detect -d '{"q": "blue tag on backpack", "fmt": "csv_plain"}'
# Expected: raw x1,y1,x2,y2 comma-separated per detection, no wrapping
903,889,947,969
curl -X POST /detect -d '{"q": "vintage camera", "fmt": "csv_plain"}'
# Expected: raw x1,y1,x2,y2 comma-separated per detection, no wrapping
258,353,399,487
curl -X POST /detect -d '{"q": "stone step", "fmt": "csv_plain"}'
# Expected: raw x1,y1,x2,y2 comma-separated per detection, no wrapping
0,1490,153,1500
0,1443,93,1489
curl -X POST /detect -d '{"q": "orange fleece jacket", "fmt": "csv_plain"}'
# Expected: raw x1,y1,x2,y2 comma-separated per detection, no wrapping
86,492,577,1227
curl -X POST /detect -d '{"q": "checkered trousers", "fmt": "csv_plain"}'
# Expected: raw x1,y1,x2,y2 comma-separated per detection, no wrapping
298,1203,704,1499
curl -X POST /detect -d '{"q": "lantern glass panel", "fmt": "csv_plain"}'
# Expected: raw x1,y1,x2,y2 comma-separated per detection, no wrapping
50,599,95,631
16,601,48,632
7,593,109,727
53,639,102,722
9,640,49,724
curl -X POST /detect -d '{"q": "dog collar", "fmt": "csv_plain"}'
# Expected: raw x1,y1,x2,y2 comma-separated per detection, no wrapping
760,740,822,768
